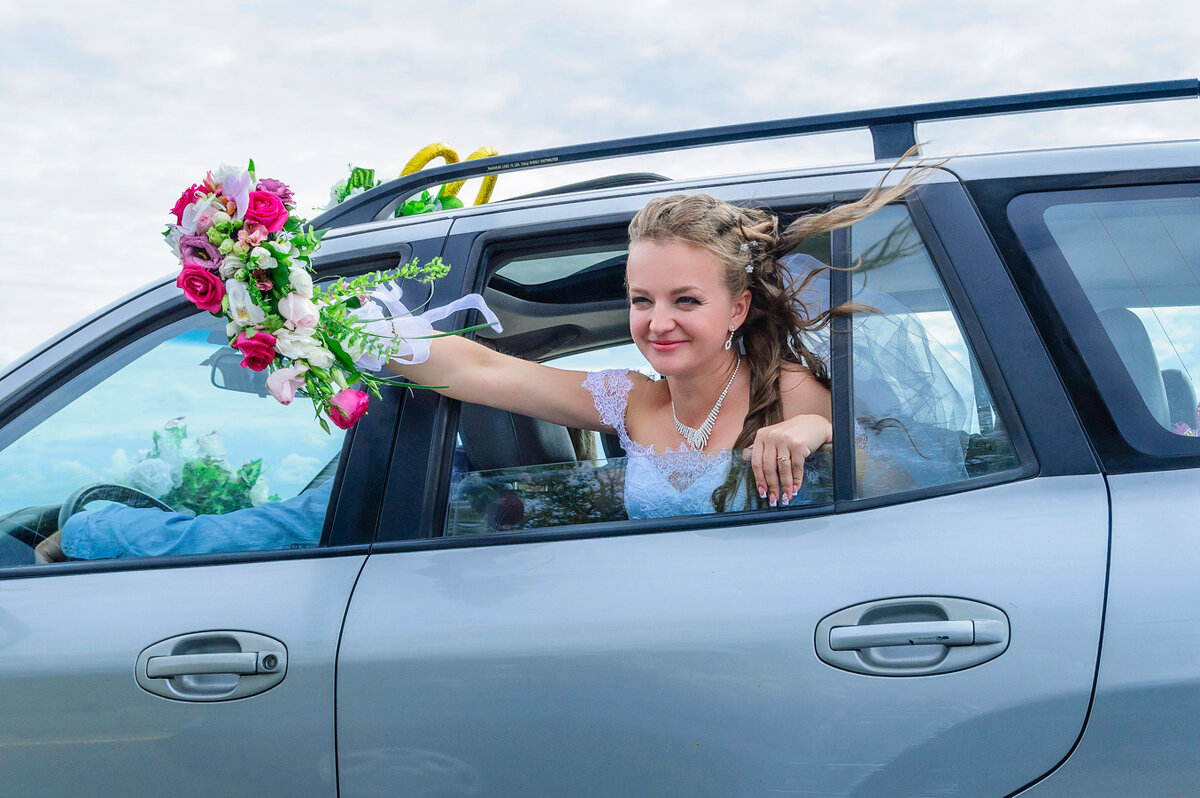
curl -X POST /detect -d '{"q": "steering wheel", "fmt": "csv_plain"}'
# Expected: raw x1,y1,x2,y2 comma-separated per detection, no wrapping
57,483,173,530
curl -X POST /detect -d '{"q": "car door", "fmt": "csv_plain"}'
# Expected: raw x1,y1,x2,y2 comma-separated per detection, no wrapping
0,222,444,796
998,177,1200,795
335,169,1108,797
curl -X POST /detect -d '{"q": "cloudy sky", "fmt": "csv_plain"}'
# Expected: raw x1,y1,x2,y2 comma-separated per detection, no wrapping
3,0,1199,368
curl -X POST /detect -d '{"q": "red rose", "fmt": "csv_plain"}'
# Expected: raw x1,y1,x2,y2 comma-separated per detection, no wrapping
233,331,278,372
170,183,206,225
176,266,225,314
327,388,369,429
243,190,289,233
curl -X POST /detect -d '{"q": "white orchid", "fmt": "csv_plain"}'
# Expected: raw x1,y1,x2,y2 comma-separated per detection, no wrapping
225,279,266,329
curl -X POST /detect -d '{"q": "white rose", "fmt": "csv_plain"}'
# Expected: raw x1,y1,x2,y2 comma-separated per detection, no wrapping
225,279,266,328
275,328,335,368
249,480,270,507
288,267,314,299
196,432,227,459
126,458,173,498
219,256,246,279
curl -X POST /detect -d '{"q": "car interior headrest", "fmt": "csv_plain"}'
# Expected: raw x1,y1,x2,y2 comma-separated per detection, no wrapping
1097,307,1171,428
459,403,578,472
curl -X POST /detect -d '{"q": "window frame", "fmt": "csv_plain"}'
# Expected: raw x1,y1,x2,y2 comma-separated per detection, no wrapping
371,177,1038,550
1007,181,1200,470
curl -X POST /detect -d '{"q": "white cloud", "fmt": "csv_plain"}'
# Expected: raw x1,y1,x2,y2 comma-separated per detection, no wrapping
3,0,1200,369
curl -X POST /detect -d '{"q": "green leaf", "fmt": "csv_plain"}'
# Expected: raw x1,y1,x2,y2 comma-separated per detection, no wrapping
321,333,359,373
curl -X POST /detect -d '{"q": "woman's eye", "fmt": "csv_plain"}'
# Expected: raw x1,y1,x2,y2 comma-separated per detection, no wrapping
676,296,701,306
630,296,651,306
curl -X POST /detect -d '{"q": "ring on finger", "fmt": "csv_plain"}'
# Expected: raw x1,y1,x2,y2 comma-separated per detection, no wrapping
777,454,791,462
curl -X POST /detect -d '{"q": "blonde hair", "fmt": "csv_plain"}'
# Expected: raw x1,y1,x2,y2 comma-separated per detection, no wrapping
627,149,935,508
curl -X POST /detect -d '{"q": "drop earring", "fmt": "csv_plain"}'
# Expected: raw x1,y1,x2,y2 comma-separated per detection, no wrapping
724,326,735,351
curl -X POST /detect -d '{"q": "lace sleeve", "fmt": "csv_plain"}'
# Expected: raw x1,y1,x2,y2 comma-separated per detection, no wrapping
581,369,636,450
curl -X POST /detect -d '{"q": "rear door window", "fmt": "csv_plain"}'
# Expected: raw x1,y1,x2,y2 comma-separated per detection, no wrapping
1010,186,1200,457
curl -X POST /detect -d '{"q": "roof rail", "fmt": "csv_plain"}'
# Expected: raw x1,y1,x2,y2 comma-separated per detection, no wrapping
312,79,1198,231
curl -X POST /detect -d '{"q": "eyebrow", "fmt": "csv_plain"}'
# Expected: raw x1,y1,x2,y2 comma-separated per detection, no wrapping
627,284,706,295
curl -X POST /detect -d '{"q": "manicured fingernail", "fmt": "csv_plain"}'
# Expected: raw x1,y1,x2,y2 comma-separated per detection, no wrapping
758,486,766,498
782,493,790,505
769,494,777,507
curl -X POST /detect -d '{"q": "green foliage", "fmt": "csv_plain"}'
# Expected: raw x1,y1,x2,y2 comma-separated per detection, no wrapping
398,188,460,216
161,457,264,516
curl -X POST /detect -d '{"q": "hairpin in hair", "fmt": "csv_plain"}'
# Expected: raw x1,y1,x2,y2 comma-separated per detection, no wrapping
745,264,754,273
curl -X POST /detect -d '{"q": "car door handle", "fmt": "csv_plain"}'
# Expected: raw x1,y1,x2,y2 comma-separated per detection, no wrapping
136,631,288,701
816,597,1011,676
829,619,1007,651
145,651,282,678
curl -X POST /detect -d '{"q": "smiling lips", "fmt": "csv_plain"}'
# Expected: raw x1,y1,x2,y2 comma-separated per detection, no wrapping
648,339,686,351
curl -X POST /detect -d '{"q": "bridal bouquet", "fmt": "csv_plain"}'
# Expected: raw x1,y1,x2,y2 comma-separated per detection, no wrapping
167,160,499,432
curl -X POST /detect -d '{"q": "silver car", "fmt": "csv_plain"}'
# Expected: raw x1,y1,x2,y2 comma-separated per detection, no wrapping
1,79,1198,796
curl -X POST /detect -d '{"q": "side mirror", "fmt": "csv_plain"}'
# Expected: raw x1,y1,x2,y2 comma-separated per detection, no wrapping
203,349,269,397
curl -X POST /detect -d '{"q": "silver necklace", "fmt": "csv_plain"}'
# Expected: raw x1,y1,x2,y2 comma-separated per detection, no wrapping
671,354,741,450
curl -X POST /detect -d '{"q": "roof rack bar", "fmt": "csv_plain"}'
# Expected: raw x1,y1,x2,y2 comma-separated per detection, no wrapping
312,79,1199,230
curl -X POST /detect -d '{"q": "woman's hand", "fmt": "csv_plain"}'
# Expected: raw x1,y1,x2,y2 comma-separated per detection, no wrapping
750,413,832,507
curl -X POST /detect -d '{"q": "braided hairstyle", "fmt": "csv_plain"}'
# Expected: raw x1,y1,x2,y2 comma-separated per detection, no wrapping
626,151,934,509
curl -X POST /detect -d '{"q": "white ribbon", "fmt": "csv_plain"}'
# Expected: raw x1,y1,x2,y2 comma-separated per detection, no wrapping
350,281,503,372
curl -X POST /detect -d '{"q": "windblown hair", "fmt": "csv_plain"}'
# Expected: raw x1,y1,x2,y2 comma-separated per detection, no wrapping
627,148,936,509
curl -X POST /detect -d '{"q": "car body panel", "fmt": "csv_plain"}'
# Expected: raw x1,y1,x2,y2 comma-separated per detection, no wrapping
0,556,364,797
338,475,1107,797
1018,469,1199,797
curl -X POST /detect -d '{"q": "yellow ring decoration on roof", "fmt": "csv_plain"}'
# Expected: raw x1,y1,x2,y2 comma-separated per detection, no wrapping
443,146,500,206
400,143,499,207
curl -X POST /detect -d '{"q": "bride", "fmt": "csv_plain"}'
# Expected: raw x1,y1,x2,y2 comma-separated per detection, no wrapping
393,172,924,517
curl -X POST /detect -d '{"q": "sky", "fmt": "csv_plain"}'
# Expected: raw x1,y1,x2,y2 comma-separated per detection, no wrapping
3,0,1200,369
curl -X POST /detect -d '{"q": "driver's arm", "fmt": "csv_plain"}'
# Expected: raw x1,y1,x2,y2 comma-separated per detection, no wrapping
48,481,334,560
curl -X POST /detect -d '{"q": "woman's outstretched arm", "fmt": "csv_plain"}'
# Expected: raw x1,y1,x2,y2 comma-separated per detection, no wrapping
386,335,607,431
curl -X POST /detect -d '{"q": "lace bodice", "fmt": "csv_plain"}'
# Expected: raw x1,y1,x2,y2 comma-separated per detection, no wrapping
582,370,744,519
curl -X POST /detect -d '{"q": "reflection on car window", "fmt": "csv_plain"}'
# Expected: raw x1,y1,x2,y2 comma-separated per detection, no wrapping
849,205,1020,497
0,316,346,567
446,450,833,537
1040,193,1200,436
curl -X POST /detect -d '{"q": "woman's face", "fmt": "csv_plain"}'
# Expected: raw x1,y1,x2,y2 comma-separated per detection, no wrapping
626,240,749,377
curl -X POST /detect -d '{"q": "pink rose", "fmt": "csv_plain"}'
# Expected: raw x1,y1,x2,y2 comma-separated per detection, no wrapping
176,266,225,313
238,221,268,246
279,293,319,330
233,331,278,372
171,183,206,225
327,389,369,429
266,364,308,405
243,190,289,233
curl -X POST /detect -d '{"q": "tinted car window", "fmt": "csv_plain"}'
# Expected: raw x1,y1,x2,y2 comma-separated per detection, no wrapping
0,315,346,567
1042,191,1199,435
